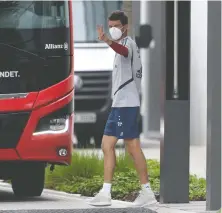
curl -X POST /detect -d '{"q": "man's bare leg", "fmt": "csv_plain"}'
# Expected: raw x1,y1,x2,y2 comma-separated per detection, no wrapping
88,135,118,206
125,138,148,184
101,135,118,183
125,138,157,206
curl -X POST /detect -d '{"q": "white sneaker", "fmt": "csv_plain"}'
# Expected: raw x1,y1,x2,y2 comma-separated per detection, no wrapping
133,188,157,207
87,190,112,206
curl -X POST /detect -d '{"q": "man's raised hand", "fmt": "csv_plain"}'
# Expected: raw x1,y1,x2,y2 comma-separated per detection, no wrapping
97,25,104,41
96,25,110,43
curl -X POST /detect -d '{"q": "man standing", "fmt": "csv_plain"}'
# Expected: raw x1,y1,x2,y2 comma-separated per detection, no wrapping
88,11,157,207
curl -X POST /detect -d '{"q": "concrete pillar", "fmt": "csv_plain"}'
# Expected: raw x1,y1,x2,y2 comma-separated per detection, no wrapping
190,1,208,146
160,1,190,203
140,1,161,139
206,1,221,210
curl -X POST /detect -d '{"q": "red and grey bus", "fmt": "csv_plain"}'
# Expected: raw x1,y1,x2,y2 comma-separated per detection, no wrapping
0,1,74,197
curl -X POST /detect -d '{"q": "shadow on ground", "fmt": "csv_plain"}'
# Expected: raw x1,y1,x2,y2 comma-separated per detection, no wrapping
0,190,57,203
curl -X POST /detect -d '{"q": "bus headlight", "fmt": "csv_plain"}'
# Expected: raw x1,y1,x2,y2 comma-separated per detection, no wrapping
49,118,67,131
33,115,69,136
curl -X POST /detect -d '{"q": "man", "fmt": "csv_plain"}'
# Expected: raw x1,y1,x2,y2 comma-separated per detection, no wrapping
88,11,157,207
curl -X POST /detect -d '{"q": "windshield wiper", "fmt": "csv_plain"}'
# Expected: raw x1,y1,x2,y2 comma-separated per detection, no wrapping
0,42,45,60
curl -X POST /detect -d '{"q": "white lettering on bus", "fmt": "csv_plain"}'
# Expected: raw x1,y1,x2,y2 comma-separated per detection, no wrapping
0,71,19,78
45,43,68,50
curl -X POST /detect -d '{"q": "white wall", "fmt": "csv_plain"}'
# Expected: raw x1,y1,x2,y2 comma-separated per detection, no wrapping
190,1,208,145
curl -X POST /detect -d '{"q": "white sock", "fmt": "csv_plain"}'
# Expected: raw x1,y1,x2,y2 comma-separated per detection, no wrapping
101,183,112,193
142,183,151,191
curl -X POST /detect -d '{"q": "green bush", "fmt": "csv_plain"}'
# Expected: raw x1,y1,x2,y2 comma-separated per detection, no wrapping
45,152,206,201
189,175,206,201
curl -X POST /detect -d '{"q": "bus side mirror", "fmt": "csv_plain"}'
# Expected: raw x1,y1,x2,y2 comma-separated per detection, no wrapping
136,24,153,49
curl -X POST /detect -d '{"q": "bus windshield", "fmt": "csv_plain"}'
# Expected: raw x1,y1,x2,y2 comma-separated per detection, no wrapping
0,1,69,28
0,1,69,44
0,1,71,94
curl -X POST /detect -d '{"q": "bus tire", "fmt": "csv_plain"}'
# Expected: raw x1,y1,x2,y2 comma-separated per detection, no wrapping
11,163,45,197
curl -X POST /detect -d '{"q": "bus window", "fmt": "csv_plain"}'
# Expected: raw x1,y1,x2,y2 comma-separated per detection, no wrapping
0,1,69,29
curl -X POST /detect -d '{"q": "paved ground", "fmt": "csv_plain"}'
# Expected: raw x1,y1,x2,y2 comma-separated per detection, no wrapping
0,182,215,213
150,202,217,213
0,182,151,213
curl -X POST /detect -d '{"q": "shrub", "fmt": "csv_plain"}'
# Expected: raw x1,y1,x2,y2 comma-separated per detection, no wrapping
45,152,206,201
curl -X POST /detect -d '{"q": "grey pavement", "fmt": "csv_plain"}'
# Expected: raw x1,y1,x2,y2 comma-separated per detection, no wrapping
149,202,217,213
0,181,214,213
0,182,151,212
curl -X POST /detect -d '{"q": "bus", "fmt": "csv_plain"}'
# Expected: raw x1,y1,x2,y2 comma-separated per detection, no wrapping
0,1,74,197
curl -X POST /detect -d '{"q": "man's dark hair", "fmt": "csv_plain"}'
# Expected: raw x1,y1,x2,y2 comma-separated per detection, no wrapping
108,10,128,25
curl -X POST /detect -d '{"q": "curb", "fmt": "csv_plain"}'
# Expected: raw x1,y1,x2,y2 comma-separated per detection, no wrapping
0,182,138,206
0,182,82,198
0,209,156,213
149,206,196,213
43,189,82,198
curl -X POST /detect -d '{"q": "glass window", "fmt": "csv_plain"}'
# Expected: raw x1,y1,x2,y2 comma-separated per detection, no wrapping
0,1,69,29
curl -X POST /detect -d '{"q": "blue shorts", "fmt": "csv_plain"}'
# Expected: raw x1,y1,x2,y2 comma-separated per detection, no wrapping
104,107,140,139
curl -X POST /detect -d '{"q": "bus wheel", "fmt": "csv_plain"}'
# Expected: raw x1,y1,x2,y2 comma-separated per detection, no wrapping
11,163,45,197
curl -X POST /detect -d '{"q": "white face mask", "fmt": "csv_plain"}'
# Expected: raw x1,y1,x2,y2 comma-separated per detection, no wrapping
109,27,123,40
